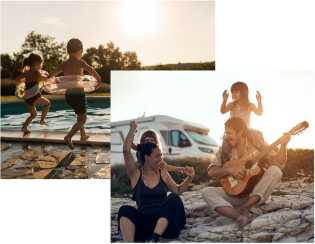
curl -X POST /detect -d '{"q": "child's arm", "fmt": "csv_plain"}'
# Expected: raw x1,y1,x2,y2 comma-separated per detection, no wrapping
131,143,138,151
35,70,49,82
250,91,263,116
81,61,102,87
48,64,63,78
14,73,25,82
161,160,183,173
220,90,233,114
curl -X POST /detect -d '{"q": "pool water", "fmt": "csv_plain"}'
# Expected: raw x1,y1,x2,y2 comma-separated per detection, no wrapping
1,99,110,133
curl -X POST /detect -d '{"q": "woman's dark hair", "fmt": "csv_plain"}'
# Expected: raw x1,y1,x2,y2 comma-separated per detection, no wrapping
22,53,43,72
231,81,250,111
137,142,159,168
224,117,249,138
67,38,83,54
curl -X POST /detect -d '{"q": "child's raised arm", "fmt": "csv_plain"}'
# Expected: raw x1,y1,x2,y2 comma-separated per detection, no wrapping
220,90,233,114
250,91,263,116
131,143,138,151
161,160,184,173
14,73,25,82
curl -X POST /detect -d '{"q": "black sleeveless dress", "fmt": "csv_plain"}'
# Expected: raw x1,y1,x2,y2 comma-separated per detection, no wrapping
117,169,186,242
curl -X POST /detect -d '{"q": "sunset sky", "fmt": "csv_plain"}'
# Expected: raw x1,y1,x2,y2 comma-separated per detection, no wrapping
112,71,314,149
1,1,215,66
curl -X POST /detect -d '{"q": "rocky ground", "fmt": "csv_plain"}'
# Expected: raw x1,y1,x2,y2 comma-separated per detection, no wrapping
1,141,110,179
111,179,314,242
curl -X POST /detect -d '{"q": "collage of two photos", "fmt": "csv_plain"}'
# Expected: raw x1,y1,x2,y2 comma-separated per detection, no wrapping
1,1,314,244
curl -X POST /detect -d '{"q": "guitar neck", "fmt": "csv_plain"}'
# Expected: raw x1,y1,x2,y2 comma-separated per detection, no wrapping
251,132,290,163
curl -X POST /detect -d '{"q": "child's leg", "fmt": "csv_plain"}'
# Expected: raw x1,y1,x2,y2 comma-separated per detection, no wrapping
33,97,50,126
64,112,87,150
22,104,38,132
221,136,231,166
80,125,90,140
247,129,265,151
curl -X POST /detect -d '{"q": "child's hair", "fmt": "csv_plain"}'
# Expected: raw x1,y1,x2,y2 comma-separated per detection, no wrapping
67,38,83,54
224,117,249,138
231,81,250,111
138,130,162,149
137,142,159,168
22,53,43,72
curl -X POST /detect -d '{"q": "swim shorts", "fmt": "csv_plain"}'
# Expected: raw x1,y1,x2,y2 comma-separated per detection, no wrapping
65,92,87,115
25,93,41,106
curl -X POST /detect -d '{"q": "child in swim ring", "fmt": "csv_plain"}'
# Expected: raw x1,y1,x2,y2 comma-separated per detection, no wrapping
48,38,101,150
14,53,50,133
132,129,185,173
220,81,265,165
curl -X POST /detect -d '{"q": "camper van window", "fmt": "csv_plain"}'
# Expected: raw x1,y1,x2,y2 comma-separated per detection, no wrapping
185,130,219,147
160,130,171,146
171,130,191,147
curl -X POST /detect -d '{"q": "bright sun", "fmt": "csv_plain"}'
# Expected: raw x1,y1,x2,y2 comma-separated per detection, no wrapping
118,1,160,35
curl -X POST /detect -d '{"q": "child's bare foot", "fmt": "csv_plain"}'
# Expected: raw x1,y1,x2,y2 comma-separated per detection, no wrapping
40,120,49,126
21,128,31,133
64,136,74,150
236,215,252,229
80,134,90,140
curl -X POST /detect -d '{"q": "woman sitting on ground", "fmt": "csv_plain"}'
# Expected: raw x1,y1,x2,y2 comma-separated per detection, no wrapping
118,121,195,243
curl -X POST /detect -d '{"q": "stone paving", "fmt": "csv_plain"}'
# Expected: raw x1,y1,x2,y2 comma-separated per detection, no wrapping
1,141,110,179
111,180,314,242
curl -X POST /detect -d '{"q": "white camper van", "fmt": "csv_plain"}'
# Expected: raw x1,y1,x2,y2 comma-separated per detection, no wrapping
111,115,219,164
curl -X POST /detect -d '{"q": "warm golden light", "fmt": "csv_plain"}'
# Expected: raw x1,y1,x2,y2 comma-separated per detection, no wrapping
118,1,160,35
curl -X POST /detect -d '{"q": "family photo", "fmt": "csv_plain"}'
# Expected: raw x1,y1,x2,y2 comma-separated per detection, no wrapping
110,71,314,243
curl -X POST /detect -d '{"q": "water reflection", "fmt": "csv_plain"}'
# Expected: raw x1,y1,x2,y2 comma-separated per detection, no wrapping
1,99,110,133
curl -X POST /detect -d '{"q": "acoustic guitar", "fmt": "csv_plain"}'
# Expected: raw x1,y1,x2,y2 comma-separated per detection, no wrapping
220,121,309,197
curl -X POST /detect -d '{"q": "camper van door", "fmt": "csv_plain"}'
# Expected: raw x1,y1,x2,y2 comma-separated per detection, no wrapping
160,129,193,157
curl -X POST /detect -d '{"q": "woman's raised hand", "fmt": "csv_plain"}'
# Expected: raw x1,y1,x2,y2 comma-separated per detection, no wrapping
183,166,195,178
222,90,229,101
130,121,138,132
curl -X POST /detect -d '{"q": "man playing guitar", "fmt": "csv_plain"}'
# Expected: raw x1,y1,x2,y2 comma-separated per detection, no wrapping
202,117,291,229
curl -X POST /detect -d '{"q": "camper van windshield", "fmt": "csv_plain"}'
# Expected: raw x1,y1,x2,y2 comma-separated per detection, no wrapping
185,130,219,147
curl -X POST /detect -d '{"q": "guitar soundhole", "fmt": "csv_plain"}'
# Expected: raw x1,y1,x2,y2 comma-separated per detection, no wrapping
245,160,253,169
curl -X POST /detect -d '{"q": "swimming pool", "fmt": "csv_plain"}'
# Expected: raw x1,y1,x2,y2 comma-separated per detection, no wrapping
1,98,110,133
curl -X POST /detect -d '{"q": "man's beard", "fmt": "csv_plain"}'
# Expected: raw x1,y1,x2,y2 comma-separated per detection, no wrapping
228,135,241,147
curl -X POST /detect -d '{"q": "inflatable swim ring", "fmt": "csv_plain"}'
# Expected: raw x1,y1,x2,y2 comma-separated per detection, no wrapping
43,75,99,94
15,70,49,100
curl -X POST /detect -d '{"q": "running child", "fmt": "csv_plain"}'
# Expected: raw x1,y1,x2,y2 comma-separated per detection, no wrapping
220,81,265,165
14,53,50,133
48,38,101,150
132,129,184,173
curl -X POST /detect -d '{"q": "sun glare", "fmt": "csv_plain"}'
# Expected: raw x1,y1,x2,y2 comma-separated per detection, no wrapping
118,1,160,35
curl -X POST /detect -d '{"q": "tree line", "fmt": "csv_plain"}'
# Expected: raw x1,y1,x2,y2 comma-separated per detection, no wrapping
1,31,142,84
1,31,215,83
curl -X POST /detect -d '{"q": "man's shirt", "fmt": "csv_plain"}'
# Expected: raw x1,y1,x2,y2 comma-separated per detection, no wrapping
209,138,287,170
